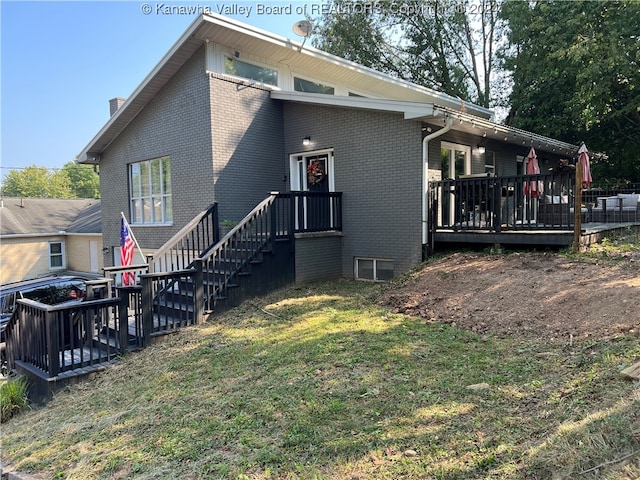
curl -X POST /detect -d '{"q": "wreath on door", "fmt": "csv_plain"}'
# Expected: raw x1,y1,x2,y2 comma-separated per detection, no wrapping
307,160,325,185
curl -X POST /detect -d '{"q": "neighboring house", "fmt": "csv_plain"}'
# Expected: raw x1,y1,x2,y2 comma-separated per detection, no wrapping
77,13,578,282
0,198,102,284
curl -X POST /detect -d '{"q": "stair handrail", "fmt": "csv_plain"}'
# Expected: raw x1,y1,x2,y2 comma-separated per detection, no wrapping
199,194,277,261
149,203,219,273
197,193,280,310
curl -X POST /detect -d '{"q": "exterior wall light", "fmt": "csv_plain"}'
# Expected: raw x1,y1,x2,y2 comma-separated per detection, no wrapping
477,145,486,154
303,136,311,146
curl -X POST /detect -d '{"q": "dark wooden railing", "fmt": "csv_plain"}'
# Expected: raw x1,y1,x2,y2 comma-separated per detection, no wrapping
5,296,124,377
429,172,577,232
198,191,342,311
5,193,342,380
148,203,219,274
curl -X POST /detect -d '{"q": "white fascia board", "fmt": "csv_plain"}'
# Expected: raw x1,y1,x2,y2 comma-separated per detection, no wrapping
204,13,492,119
77,15,206,163
271,91,434,119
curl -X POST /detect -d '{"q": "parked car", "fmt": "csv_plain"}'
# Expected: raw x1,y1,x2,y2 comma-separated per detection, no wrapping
0,276,97,365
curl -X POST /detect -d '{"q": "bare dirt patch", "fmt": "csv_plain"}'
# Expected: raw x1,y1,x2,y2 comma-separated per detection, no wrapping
380,252,640,341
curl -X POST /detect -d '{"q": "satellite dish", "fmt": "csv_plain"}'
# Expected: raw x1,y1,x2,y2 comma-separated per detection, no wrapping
293,20,313,38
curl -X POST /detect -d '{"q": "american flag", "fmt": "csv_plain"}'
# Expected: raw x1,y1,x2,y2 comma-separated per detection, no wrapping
120,217,136,286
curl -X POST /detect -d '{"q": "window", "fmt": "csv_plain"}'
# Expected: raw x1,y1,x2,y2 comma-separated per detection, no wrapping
484,151,496,175
224,57,278,86
49,241,65,270
130,156,172,225
355,258,394,281
294,77,335,94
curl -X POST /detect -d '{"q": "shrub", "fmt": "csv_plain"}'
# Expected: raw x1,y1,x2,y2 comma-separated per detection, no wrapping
1,375,29,422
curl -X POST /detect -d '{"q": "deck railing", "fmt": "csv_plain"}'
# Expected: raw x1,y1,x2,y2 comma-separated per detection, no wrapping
5,193,343,379
148,203,219,274
5,296,124,377
429,172,579,233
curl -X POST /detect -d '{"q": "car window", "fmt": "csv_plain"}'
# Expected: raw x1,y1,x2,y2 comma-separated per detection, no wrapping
1,292,16,316
50,280,86,305
21,286,55,304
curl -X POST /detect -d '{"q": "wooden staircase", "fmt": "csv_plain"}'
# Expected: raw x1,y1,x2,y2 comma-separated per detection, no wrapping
5,192,342,401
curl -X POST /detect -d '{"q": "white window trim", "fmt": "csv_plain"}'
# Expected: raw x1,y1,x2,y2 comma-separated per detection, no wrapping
292,74,336,95
129,156,173,226
289,149,335,192
354,257,394,282
49,241,66,270
441,141,472,177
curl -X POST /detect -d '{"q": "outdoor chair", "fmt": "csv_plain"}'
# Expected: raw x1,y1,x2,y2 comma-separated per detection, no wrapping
591,193,639,222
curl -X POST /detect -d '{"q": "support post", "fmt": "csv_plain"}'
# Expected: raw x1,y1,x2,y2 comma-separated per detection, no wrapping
573,161,583,251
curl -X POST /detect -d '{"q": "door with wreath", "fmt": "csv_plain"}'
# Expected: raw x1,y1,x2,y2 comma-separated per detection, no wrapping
290,152,333,231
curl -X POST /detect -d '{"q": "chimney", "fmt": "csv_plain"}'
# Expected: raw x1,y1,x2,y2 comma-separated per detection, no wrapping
109,97,126,116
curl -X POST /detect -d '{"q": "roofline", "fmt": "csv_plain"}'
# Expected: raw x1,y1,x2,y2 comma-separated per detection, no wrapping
272,92,582,156
77,13,493,162
271,91,435,119
0,233,102,239
209,13,493,118
77,14,206,163
432,105,580,155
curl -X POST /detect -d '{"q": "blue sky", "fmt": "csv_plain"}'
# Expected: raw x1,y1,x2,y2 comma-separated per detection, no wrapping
1,1,306,182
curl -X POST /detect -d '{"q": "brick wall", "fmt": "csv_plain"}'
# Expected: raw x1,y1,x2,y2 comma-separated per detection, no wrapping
283,103,424,278
209,74,286,223
294,233,343,284
99,49,286,266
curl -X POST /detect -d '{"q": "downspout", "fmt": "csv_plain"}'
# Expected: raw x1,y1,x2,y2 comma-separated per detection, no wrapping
422,116,454,256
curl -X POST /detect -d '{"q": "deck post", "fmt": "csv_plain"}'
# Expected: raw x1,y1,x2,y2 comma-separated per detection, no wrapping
46,309,60,377
141,276,153,346
193,260,204,324
573,162,583,251
118,290,130,354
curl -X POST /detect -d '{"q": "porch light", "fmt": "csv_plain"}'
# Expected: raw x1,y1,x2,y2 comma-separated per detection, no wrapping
477,145,486,154
303,136,311,146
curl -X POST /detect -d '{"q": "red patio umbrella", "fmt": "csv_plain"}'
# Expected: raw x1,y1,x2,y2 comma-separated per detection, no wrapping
578,143,592,187
523,147,543,197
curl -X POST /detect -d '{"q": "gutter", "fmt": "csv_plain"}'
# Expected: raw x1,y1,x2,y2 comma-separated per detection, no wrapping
422,116,454,250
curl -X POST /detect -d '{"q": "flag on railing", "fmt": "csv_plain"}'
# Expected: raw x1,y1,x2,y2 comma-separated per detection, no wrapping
120,216,136,286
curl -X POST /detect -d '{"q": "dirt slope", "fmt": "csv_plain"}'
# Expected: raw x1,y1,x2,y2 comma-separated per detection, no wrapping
380,252,640,341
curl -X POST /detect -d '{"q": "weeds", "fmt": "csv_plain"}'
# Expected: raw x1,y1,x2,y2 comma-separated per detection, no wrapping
0,375,29,422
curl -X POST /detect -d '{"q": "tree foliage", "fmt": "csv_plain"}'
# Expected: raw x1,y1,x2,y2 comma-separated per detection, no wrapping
312,0,506,108
1,162,100,198
500,0,640,182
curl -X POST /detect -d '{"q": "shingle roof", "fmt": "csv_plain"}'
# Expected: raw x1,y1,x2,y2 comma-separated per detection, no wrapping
0,198,101,236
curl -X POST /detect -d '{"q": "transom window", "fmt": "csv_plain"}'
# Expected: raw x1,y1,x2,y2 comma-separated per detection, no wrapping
294,77,335,94
129,156,172,225
225,57,278,86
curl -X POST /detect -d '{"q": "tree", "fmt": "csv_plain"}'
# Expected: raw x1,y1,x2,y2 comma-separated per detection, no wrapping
0,162,100,198
61,162,100,199
500,0,640,182
312,0,506,108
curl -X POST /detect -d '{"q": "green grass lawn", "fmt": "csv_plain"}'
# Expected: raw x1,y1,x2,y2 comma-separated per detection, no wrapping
1,278,639,479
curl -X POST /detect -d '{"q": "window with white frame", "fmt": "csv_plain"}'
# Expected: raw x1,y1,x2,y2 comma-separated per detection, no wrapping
224,57,278,86
355,258,394,281
49,241,65,269
294,76,335,94
129,156,172,225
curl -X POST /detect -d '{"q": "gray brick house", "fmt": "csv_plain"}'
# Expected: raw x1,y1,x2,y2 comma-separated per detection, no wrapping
78,13,578,282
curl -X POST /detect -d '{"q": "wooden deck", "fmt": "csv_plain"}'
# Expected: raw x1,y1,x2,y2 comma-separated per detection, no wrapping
433,222,639,248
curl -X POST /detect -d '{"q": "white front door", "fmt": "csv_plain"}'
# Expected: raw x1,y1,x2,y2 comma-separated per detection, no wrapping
290,149,335,230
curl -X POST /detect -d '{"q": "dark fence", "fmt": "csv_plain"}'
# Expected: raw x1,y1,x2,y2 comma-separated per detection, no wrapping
5,296,124,377
429,172,577,232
